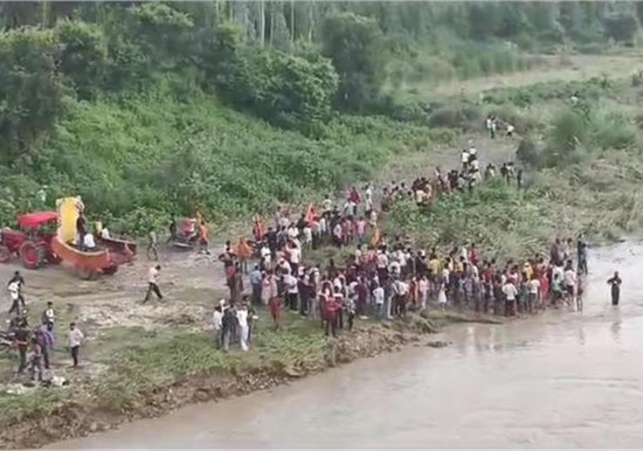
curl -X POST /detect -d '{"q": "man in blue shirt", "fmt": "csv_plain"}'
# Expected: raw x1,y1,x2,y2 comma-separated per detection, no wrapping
249,265,263,306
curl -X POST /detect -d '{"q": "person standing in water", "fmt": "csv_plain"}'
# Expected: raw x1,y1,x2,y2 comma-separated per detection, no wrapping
607,271,622,306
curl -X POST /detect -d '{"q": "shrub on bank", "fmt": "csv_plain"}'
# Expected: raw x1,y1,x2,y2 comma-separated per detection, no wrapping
427,104,482,130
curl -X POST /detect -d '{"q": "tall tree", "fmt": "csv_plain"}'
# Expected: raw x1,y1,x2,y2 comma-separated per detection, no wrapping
259,0,266,48
321,12,389,111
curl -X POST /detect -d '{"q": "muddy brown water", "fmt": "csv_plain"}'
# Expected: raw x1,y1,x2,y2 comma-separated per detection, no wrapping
48,241,643,448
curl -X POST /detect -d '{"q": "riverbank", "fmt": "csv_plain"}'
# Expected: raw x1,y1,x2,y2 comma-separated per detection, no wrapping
0,306,499,449
49,241,643,449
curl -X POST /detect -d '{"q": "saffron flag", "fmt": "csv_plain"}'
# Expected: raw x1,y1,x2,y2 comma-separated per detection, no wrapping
236,238,253,259
252,215,266,240
304,203,317,223
370,227,381,247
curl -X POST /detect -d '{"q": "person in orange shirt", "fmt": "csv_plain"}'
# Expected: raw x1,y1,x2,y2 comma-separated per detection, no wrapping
236,238,253,274
198,220,211,255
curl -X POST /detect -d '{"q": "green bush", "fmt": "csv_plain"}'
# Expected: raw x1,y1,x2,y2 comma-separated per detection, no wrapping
551,109,588,150
321,12,389,111
427,104,482,130
516,138,543,168
593,112,637,151
0,27,66,165
55,20,108,100
0,88,428,230
603,13,638,44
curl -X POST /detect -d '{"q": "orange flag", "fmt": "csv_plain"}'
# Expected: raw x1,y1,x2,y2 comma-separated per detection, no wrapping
370,227,381,247
305,203,317,223
252,215,266,240
236,238,253,258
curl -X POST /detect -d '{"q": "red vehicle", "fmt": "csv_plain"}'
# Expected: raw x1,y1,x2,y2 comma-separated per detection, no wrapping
0,211,62,269
168,217,199,249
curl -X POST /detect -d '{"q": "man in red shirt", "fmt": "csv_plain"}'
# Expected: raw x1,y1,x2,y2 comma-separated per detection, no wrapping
323,296,338,338
469,243,480,267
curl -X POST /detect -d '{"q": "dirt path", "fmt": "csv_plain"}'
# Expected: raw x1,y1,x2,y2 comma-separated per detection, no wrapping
377,134,516,187
0,243,232,384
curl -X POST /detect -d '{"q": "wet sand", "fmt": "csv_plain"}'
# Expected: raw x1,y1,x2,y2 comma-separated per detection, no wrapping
47,241,643,448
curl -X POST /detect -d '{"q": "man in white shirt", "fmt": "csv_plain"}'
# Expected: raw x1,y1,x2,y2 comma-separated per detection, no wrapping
236,303,250,351
68,322,84,367
507,124,515,137
143,265,163,302
364,185,373,212
375,249,387,267
213,302,224,339
42,301,55,327
528,276,540,312
322,196,333,213
369,209,378,227
302,225,313,249
392,278,408,316
287,241,301,276
7,280,21,315
502,281,518,316
83,232,96,250
461,148,470,168
343,200,356,218
415,189,426,205
284,271,299,311
260,244,271,269
278,258,292,276
333,222,343,247
287,224,299,240
372,284,385,319
100,226,111,239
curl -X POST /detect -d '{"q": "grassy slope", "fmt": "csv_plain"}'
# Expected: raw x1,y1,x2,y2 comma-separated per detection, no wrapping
10,86,439,235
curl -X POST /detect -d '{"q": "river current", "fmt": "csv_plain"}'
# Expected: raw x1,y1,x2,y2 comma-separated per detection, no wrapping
50,241,643,448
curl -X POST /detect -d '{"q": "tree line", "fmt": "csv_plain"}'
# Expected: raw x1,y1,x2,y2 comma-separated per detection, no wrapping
0,1,641,206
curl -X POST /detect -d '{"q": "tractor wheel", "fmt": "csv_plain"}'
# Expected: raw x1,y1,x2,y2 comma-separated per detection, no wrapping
76,267,97,281
0,245,11,263
19,241,42,270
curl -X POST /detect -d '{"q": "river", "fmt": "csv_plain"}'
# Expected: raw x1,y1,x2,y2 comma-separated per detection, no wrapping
50,241,643,448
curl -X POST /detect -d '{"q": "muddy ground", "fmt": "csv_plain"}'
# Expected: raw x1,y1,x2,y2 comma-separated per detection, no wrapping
0,244,229,383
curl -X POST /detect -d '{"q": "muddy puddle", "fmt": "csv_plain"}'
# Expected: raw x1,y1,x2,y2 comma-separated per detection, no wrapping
44,240,643,448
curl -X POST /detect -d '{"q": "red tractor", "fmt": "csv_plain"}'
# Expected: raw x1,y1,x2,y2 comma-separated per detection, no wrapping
0,211,62,269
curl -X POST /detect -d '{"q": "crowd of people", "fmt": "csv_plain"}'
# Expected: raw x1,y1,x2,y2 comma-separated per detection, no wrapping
209,151,606,350
2,143,620,364
2,271,83,382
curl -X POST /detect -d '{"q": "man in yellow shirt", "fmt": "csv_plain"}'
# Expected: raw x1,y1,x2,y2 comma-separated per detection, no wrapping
455,257,465,273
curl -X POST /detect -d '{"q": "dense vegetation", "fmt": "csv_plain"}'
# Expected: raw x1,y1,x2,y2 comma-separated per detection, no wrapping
386,76,643,259
0,1,643,232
